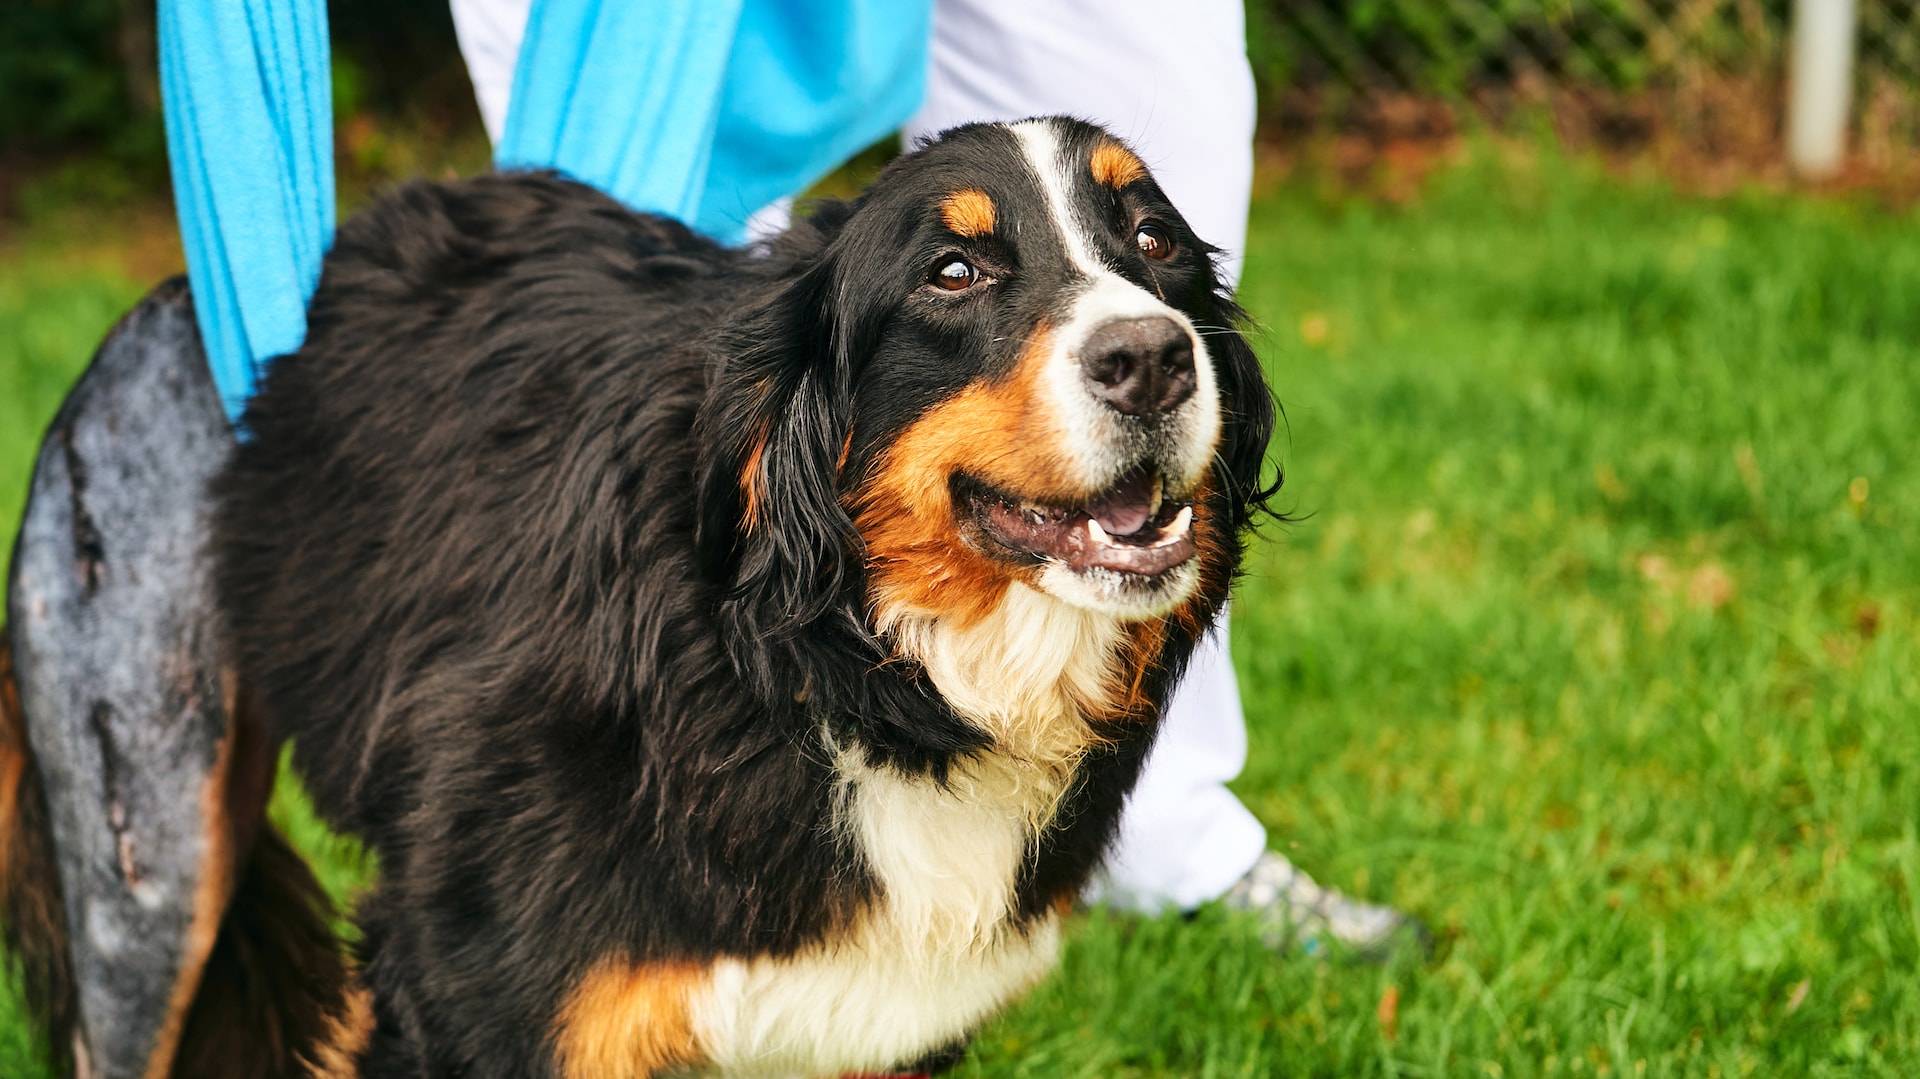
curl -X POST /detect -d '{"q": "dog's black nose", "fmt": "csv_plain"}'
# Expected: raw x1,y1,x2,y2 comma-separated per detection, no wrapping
1079,317,1196,417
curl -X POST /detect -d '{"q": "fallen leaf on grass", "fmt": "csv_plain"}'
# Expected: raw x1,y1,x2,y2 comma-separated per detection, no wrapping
1637,554,1671,585
1377,984,1400,1042
1823,633,1860,668
1686,562,1735,611
1786,978,1811,1015
1854,601,1882,639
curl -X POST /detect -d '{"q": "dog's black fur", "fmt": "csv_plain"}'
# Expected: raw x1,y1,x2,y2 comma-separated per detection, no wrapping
197,119,1276,1075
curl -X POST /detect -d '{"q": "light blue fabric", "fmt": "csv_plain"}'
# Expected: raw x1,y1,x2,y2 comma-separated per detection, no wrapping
159,0,334,422
161,0,931,420
499,1,745,235
499,0,932,241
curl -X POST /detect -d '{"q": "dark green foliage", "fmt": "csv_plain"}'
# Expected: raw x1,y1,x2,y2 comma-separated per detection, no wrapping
0,0,142,149
0,0,466,161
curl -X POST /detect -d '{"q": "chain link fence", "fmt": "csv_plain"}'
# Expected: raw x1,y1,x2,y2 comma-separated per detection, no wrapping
1857,1,1920,165
1247,1,1920,171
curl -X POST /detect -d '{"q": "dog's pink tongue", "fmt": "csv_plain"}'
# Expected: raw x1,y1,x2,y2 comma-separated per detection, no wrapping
1088,470,1154,536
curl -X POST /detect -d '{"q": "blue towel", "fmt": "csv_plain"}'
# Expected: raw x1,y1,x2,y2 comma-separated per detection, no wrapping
161,0,932,421
159,0,335,422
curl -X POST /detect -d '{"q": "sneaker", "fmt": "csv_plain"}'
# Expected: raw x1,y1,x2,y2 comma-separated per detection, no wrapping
1221,851,1428,961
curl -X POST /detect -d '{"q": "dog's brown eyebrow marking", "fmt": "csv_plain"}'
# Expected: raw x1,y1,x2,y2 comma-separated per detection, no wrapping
1089,142,1146,189
940,189,996,237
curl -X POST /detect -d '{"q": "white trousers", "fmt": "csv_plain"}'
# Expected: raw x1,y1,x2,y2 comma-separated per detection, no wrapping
450,0,1267,910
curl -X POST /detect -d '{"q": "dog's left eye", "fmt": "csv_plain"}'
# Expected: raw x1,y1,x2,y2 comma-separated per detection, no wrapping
931,258,978,291
1136,224,1174,261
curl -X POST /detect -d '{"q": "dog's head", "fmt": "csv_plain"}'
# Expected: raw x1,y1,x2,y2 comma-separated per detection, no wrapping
700,117,1274,677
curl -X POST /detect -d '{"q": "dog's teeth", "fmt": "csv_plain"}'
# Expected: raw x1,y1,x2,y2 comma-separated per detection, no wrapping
1087,519,1110,545
1166,506,1193,538
1149,475,1164,517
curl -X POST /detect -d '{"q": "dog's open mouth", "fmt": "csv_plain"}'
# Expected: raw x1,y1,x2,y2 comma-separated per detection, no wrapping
966,465,1196,576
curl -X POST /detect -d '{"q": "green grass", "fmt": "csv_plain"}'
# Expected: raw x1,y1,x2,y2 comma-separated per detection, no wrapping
952,153,1920,1077
3,149,1916,1076
0,267,148,577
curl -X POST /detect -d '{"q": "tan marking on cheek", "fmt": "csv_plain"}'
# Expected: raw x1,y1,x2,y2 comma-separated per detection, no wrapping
305,983,374,1078
1089,142,1146,189
940,188,997,237
853,325,1080,626
553,960,706,1079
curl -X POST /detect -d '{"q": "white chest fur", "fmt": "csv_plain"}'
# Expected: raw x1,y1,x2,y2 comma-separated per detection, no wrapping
880,581,1124,772
685,584,1124,1075
688,755,1064,1075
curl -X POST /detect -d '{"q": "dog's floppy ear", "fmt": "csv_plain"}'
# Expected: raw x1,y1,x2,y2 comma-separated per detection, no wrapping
696,245,861,648
696,214,992,763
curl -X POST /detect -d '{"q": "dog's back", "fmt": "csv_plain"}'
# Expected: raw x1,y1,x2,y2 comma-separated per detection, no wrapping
217,174,741,839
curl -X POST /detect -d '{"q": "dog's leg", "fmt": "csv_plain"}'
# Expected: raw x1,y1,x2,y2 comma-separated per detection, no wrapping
6,278,267,1078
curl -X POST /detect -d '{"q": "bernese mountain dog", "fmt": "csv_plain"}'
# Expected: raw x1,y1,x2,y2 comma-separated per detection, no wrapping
9,116,1276,1077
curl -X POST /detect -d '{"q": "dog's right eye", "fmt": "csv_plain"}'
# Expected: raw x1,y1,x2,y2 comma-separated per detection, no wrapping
930,258,978,291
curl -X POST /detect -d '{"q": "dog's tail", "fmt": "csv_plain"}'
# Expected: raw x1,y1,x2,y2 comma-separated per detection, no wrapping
1,638,352,1078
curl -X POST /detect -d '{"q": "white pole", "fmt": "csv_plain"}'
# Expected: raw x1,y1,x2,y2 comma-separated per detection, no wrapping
1787,0,1859,179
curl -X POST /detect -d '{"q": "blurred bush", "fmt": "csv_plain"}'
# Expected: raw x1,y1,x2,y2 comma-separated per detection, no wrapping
1243,0,1920,165
0,0,151,153
5,1,1915,196
0,0,470,161
1244,0,1793,104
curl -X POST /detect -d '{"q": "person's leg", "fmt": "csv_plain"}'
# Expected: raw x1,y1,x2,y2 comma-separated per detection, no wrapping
448,0,531,146
1090,619,1267,909
909,0,1422,955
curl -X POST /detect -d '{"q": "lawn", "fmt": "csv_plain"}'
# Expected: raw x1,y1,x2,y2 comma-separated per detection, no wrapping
2,150,1915,1077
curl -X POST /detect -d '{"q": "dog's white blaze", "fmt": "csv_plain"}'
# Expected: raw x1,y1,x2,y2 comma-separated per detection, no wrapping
1010,120,1224,613
1010,120,1222,493
1010,120,1109,278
